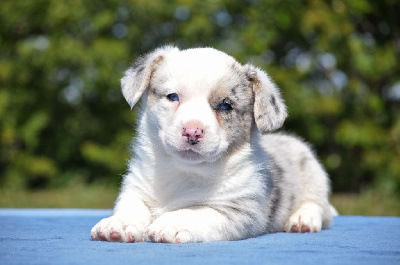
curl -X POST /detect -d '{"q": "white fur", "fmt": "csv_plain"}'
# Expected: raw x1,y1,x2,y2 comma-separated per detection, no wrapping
91,46,336,243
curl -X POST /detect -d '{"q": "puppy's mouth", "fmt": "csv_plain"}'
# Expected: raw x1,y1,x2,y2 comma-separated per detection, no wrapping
165,143,218,165
176,149,203,162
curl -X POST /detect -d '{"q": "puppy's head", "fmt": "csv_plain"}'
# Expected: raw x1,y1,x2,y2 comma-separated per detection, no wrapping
121,46,287,165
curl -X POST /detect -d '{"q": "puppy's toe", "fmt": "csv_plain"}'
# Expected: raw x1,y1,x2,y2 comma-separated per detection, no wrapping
147,227,191,244
284,202,323,233
147,213,194,244
110,231,122,241
90,216,145,242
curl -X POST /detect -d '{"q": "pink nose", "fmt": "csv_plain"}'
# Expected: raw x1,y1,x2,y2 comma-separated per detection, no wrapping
182,121,205,145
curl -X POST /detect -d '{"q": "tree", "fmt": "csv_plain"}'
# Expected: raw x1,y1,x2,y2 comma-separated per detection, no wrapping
1,0,399,193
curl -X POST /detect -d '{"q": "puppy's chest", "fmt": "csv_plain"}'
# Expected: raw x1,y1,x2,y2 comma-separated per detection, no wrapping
150,164,266,213
153,174,216,208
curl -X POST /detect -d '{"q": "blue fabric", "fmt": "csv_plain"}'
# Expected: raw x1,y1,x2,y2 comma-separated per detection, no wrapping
0,209,399,265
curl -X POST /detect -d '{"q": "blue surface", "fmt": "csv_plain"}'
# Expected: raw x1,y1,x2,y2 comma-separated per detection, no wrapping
0,209,399,265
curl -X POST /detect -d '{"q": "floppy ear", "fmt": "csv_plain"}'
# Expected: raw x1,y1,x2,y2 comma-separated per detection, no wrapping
246,65,288,133
121,45,179,108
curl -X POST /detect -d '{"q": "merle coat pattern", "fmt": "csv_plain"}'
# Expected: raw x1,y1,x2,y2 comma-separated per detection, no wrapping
90,46,336,243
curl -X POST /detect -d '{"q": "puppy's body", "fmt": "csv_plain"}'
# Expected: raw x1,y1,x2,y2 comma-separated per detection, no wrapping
91,47,336,243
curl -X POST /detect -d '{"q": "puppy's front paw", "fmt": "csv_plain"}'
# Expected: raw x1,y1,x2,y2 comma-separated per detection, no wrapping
147,213,195,244
90,216,146,243
284,202,323,233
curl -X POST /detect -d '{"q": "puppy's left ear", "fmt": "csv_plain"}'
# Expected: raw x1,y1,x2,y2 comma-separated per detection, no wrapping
246,65,288,133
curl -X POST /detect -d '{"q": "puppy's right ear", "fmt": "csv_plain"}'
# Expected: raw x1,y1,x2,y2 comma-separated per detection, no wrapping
121,46,179,108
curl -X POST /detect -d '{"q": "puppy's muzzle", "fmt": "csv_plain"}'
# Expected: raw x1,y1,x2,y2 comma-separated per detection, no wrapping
182,121,204,145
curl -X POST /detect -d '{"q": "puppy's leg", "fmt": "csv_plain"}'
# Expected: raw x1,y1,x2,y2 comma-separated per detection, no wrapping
281,138,334,233
147,205,263,243
91,190,151,242
147,208,221,243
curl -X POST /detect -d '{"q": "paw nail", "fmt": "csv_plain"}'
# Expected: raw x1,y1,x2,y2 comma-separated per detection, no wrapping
110,231,122,241
291,225,299,233
98,231,107,241
126,232,135,243
301,225,310,233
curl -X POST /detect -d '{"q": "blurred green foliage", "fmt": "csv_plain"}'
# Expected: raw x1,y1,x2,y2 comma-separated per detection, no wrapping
1,0,399,194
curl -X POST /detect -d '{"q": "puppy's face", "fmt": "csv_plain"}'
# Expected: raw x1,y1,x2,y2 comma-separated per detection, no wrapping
121,47,287,165
145,49,255,164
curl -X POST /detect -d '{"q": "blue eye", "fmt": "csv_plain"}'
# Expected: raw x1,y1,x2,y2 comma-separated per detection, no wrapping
218,102,232,111
167,93,179,102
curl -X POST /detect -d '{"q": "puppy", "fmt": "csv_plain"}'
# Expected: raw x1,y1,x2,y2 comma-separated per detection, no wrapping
90,46,336,243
